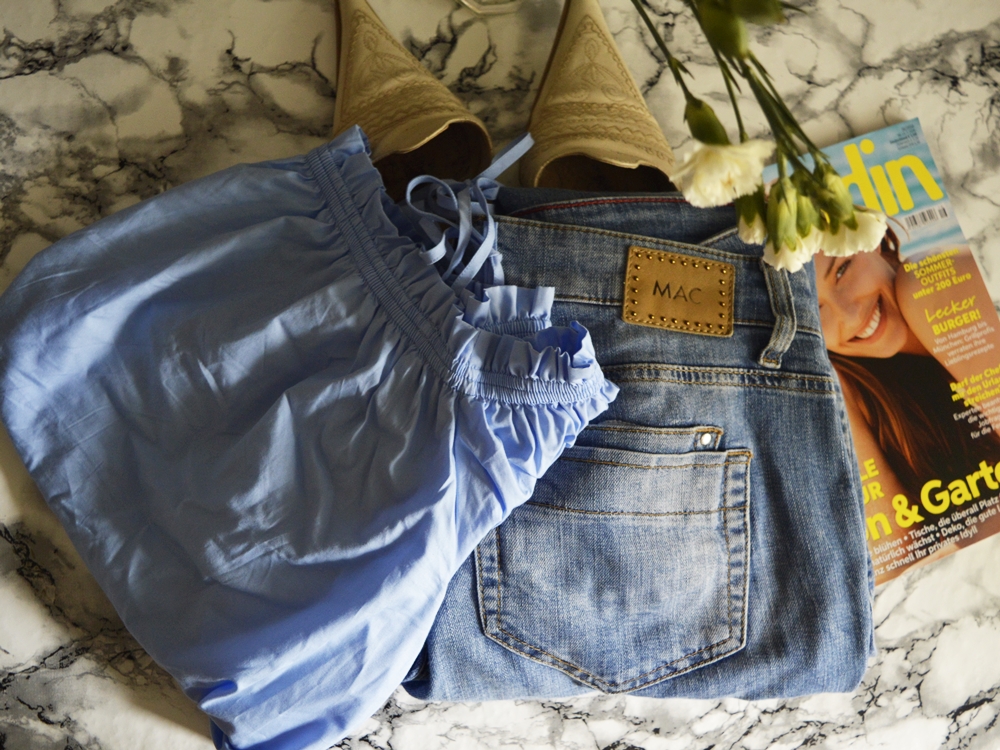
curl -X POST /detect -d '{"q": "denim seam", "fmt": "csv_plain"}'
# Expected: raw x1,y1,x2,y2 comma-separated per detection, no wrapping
475,541,489,635
604,364,836,385
610,376,835,395
587,425,722,436
499,217,757,264
555,294,622,305
523,501,746,518
558,454,751,471
546,296,822,337
509,196,689,217
553,296,822,337
723,458,734,648
738,457,751,646
491,622,735,691
479,453,751,691
739,318,819,336
604,364,834,382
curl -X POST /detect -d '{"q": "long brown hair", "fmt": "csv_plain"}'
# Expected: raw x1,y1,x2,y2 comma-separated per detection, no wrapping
829,228,1000,498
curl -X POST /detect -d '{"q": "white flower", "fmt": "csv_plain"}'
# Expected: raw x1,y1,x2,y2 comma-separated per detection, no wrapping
762,239,815,273
673,139,775,208
738,212,766,244
820,209,888,257
798,226,824,256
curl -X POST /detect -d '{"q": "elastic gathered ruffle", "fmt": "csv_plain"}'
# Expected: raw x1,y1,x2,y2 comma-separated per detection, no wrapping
305,127,617,408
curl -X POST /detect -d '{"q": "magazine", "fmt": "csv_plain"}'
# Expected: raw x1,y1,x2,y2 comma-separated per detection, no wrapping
767,119,1000,584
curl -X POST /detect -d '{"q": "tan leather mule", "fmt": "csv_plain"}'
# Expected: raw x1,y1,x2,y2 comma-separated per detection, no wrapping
333,0,494,199
521,0,675,191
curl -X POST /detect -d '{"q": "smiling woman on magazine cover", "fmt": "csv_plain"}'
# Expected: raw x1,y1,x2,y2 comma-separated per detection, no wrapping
814,228,1000,557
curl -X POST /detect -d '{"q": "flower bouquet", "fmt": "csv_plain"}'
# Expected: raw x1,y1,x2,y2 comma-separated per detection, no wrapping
630,0,888,271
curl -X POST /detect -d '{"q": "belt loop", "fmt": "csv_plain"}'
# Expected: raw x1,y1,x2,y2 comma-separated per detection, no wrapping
758,260,797,369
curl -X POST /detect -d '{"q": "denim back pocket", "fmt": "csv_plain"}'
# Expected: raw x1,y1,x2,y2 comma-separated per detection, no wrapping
475,426,751,693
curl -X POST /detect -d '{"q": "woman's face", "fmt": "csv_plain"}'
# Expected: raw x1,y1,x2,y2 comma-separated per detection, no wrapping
814,250,911,358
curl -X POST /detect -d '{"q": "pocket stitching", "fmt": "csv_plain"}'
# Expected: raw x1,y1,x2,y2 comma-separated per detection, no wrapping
524,501,736,518
478,449,753,692
488,506,749,691
613,375,831,395
560,453,750,471
586,425,723,436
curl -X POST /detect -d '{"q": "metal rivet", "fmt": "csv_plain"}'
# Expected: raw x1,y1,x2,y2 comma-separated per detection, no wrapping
631,287,638,293
700,433,713,446
672,318,678,324
719,313,725,319
658,256,664,262
648,314,655,319
670,259,676,264
721,269,728,274
635,265,641,270
660,316,667,322
630,299,637,304
682,261,687,266
693,262,699,268
632,276,639,281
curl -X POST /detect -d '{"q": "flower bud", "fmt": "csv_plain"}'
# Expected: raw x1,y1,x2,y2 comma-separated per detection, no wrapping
766,177,799,255
697,0,750,59
684,97,731,146
795,192,823,254
735,186,766,244
730,0,786,25
795,191,819,238
815,163,855,223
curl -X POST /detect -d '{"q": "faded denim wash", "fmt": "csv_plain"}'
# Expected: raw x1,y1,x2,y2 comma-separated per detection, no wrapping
405,189,876,701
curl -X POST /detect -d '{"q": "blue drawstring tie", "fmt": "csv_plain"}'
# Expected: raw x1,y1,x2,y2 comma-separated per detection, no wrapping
399,134,534,291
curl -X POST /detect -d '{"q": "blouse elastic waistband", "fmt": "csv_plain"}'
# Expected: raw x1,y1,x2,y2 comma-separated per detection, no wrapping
304,130,615,407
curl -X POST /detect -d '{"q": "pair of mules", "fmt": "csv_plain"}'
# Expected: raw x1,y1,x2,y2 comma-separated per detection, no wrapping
332,0,676,197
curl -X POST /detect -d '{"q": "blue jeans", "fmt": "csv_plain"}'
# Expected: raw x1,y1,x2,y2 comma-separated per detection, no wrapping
403,189,875,700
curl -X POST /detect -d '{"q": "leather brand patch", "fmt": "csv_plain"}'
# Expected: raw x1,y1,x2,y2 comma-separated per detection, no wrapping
621,246,735,336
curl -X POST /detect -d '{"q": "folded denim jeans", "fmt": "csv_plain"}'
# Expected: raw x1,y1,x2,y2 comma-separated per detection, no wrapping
404,189,876,701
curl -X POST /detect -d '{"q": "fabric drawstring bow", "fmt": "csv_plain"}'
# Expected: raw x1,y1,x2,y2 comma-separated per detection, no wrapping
399,133,534,291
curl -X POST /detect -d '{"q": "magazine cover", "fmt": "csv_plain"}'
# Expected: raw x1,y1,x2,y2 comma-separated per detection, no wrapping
768,119,1000,584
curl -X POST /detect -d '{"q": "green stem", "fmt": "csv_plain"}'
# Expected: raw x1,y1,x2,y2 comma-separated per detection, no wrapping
747,53,824,159
741,63,793,149
713,52,747,140
745,70,829,187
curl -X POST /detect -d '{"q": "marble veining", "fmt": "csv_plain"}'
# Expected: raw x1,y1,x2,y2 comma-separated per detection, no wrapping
2,1,1000,748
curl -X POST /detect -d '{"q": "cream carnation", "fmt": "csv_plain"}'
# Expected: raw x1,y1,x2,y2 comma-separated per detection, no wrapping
820,209,888,257
674,139,775,208
762,239,815,273
738,213,767,244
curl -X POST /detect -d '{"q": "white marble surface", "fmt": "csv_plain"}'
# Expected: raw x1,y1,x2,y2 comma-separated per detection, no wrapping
2,0,1000,748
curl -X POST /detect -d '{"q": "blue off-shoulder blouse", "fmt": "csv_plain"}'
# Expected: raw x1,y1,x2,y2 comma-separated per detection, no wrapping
0,128,617,749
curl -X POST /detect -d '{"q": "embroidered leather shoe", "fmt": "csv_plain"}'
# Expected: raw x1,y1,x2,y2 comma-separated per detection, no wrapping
521,0,675,191
333,0,494,198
